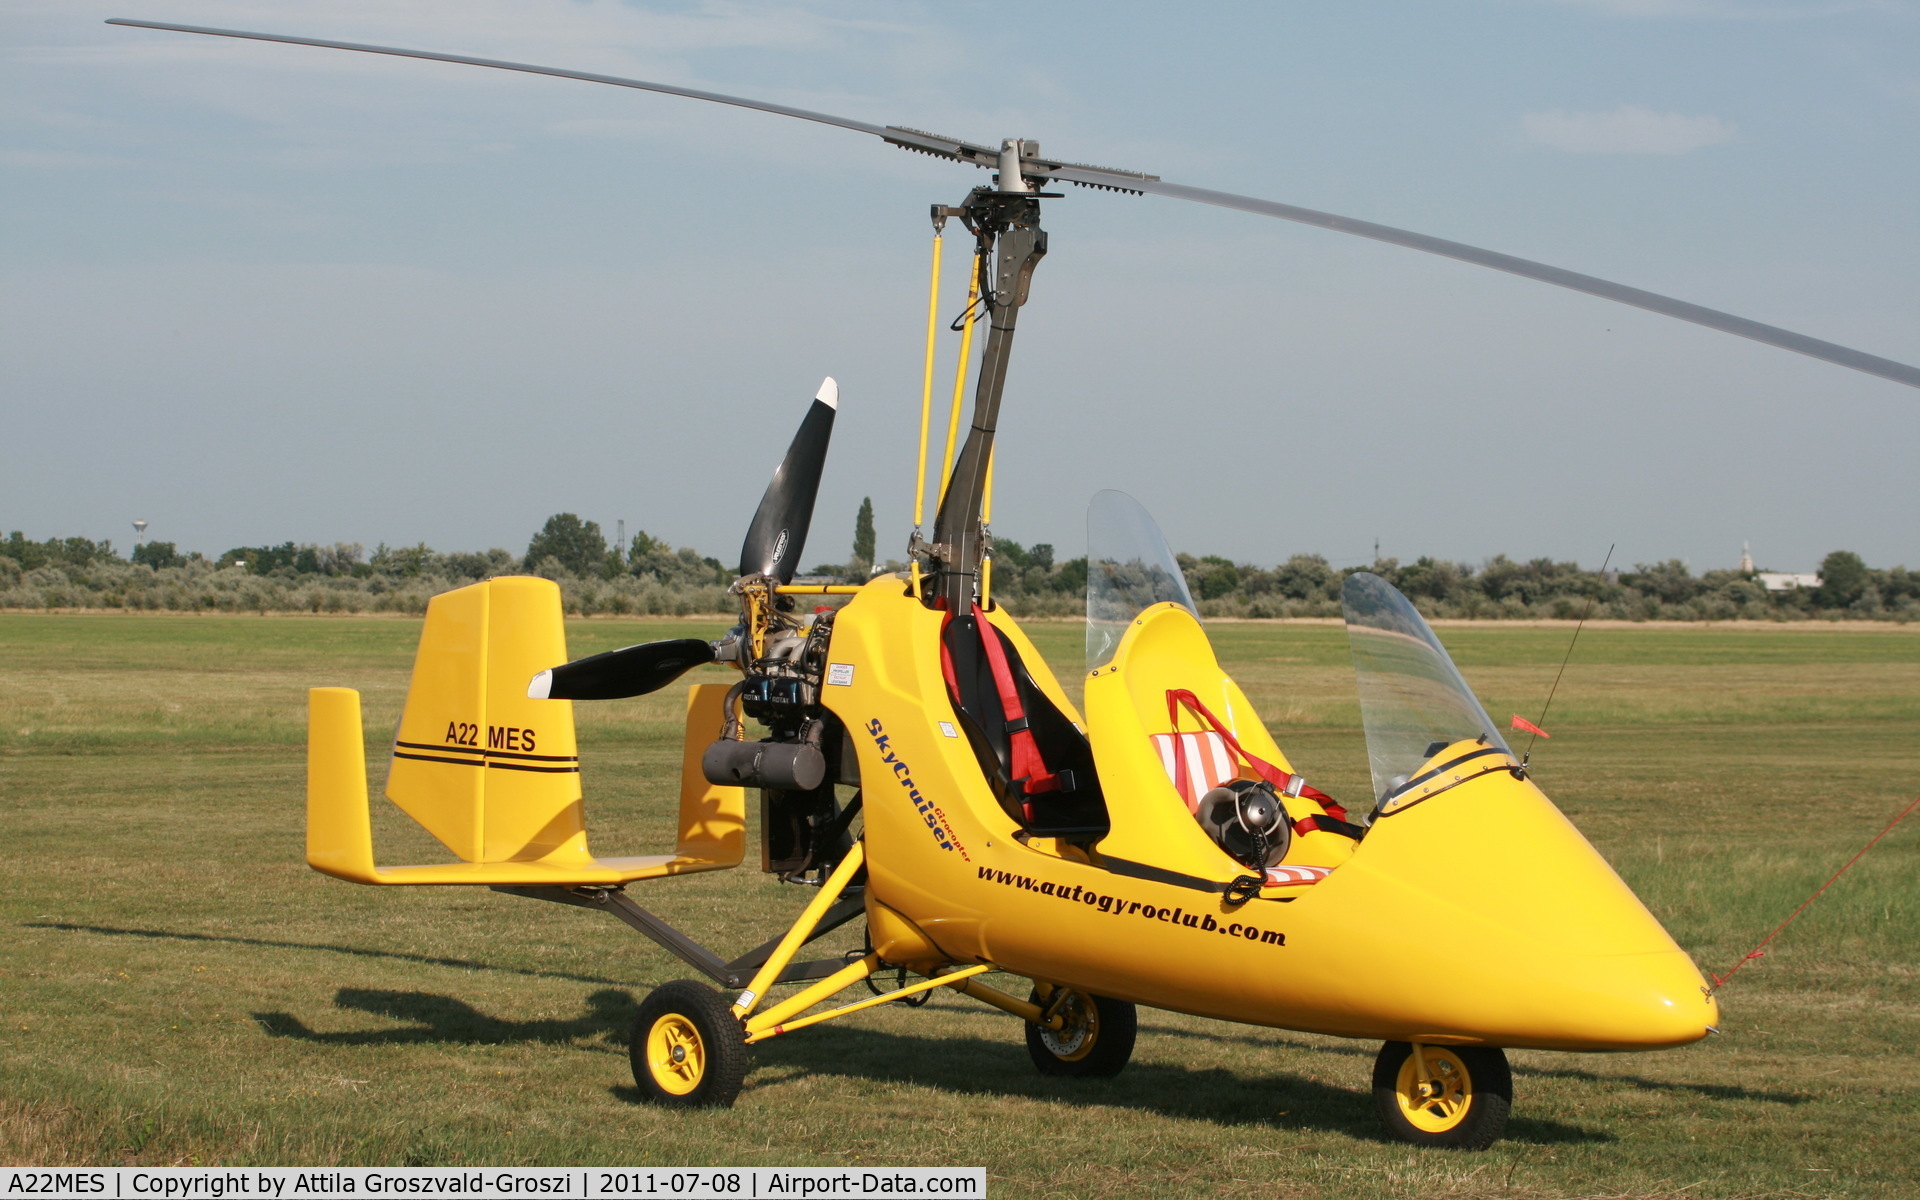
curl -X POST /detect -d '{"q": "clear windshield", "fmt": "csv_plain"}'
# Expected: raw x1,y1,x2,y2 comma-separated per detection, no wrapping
1086,490,1198,670
1342,572,1510,808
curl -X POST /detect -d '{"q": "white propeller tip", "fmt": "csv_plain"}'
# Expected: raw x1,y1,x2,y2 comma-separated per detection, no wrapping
815,377,838,409
527,669,552,700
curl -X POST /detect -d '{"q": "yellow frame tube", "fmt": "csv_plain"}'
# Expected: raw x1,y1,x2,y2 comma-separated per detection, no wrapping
910,234,943,598
744,953,880,1036
745,964,990,1043
731,841,866,1017
979,448,995,607
934,251,981,511
953,976,1055,1027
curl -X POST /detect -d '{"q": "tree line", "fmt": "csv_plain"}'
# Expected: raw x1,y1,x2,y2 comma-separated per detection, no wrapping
2,518,1914,622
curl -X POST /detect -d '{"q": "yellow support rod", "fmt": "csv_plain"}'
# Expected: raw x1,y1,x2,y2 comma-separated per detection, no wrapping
772,585,864,595
911,233,943,599
745,953,880,1037
953,976,1054,1027
934,251,982,512
979,448,995,608
745,964,991,1043
731,841,866,1018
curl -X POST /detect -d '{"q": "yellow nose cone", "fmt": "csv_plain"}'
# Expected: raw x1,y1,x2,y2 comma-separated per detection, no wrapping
1301,761,1717,1050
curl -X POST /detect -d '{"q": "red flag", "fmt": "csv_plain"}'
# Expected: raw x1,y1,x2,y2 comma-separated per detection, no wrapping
1511,714,1550,739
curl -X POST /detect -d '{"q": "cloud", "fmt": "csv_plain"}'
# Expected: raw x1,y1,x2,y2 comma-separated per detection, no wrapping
1522,105,1739,154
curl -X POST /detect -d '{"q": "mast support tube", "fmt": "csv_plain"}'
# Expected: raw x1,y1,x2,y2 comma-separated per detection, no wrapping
931,192,1046,611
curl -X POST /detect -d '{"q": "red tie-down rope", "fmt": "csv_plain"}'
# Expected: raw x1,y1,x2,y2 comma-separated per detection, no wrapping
1711,791,1920,988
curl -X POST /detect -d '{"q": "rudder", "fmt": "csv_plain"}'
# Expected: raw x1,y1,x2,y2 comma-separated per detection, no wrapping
386,577,586,865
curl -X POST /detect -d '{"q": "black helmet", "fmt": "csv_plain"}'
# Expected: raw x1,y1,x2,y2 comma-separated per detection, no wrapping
1196,779,1291,871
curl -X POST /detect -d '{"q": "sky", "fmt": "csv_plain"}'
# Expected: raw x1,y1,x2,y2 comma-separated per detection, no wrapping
3,0,1916,575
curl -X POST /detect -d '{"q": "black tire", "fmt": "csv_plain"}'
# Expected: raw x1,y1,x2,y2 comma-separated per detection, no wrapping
630,980,751,1108
1371,1041,1511,1150
1024,985,1136,1078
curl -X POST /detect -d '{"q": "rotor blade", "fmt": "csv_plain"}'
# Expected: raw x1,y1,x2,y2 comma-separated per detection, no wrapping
109,18,1919,389
529,638,715,701
740,378,838,583
1047,166,1920,390
105,19,897,140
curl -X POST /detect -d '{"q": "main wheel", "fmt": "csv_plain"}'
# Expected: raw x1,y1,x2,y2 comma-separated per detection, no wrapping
1371,1041,1511,1149
631,980,750,1108
1024,985,1136,1078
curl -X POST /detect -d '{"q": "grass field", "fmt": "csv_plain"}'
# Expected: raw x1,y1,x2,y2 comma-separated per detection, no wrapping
2,611,1918,1198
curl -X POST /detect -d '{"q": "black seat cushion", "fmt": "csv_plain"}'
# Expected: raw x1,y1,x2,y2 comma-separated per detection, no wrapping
942,612,1109,840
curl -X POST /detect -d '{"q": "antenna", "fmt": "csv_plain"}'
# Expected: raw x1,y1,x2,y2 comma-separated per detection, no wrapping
1521,543,1615,768
133,520,148,546
617,519,626,555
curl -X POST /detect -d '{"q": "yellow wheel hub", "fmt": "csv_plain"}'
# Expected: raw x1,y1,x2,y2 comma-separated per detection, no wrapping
1039,991,1099,1062
645,1013,707,1096
1394,1048,1473,1133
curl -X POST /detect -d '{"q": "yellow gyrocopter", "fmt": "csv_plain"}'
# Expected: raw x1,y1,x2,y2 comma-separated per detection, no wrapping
112,18,1920,1150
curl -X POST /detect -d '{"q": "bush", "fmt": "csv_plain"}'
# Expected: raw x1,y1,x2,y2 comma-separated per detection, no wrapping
4,524,1911,623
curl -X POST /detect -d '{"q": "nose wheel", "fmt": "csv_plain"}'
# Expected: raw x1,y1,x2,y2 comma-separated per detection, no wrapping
631,980,750,1108
1372,1041,1511,1149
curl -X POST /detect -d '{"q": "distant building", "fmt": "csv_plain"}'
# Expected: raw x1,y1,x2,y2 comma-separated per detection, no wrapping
1741,542,1817,591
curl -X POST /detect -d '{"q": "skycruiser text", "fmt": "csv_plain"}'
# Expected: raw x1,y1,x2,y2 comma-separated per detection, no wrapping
865,718,969,859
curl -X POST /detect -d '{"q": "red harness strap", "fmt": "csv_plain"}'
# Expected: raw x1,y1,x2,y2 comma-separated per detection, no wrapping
1165,688,1347,824
975,606,1062,796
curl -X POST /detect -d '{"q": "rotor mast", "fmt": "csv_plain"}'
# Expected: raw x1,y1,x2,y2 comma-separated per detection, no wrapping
927,141,1049,613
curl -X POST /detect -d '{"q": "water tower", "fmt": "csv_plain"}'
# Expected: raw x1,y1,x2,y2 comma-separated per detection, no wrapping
133,520,149,546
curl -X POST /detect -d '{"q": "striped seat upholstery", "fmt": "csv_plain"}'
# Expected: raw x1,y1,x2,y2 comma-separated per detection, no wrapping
1150,731,1238,814
1151,731,1337,890
1263,864,1333,887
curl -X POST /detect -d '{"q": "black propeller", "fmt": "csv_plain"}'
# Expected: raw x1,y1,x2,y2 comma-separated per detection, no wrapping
739,378,838,584
526,380,838,700
529,638,716,701
103,19,1920,390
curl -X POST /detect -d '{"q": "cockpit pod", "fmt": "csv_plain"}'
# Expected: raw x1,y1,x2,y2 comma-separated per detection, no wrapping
1083,490,1361,888
1334,573,1719,1051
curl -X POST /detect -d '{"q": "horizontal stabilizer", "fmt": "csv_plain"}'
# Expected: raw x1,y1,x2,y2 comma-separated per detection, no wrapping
304,585,747,885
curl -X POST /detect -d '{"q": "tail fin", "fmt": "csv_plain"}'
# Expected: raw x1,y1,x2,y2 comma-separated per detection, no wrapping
386,576,587,865
306,575,744,886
